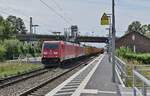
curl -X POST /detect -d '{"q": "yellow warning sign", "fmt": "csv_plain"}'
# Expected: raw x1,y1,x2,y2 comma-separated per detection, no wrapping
101,13,109,25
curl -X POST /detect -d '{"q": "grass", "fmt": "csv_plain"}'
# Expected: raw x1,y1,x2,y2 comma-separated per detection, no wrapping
116,47,150,87
0,62,43,78
118,58,150,87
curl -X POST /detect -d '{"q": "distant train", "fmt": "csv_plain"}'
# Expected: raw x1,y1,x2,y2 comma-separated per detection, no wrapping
41,41,104,67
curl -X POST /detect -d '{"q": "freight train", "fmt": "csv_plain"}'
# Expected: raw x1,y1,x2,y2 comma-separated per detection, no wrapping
41,41,104,67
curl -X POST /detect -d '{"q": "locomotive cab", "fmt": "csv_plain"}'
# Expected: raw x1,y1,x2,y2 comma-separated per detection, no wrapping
41,41,61,66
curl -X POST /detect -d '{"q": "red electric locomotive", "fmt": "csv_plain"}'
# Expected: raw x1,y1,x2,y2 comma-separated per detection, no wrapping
41,41,85,67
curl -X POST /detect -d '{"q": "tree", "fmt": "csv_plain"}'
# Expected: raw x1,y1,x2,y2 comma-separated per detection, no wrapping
147,24,150,32
0,15,4,36
0,15,13,40
16,18,27,34
126,21,142,34
140,25,148,34
6,15,18,34
6,15,27,34
0,44,6,61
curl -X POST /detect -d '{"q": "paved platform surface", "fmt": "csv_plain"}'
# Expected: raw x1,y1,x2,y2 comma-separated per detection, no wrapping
46,54,121,96
80,54,118,96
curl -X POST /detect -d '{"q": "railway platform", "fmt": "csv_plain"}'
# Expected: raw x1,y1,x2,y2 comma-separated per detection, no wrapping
46,53,131,96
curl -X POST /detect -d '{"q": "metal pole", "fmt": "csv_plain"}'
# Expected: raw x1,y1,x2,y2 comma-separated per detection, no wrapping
30,17,33,34
32,25,39,41
34,27,36,41
142,83,147,96
108,16,112,63
112,0,116,82
30,17,33,42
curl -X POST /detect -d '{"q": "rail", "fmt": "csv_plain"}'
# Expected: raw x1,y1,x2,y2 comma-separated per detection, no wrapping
133,70,150,96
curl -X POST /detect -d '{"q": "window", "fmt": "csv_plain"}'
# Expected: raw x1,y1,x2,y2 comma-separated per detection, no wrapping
44,43,58,49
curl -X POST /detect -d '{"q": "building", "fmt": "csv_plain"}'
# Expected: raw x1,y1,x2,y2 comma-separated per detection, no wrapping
116,32,150,53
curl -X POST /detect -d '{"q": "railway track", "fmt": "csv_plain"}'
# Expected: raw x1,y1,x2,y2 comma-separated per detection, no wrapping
0,67,47,88
0,56,96,96
18,56,96,96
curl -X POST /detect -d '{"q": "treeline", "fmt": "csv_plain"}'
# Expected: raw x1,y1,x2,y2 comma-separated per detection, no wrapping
0,39,41,61
0,15,41,61
0,15,27,38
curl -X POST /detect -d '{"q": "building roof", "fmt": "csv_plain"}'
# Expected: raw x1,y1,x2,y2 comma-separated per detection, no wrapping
116,32,150,42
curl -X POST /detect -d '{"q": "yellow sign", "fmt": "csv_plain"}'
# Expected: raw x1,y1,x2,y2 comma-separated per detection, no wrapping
101,13,109,25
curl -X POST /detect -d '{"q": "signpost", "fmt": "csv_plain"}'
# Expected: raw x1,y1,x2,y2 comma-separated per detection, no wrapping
101,10,116,82
101,13,109,25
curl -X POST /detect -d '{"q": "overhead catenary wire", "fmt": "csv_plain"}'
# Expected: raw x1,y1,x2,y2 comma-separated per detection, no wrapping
0,6,55,33
0,9,30,23
51,0,73,22
39,0,72,25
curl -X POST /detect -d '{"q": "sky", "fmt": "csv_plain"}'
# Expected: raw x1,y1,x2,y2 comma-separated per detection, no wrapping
0,0,150,47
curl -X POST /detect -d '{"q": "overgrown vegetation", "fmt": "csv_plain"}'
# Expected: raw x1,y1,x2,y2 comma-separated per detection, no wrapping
0,15,43,78
116,47,150,87
0,15,41,61
116,47,150,64
0,63,43,78
0,39,42,61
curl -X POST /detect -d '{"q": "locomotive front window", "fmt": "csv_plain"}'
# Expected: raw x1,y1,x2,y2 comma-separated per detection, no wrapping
44,43,58,49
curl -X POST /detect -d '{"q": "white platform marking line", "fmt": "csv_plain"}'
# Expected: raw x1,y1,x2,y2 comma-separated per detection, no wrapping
98,90,116,94
71,54,104,96
54,92,73,96
82,89,140,95
60,88,76,91
45,55,102,96
70,81,81,83
82,89,98,94
66,83,81,86
61,86,78,89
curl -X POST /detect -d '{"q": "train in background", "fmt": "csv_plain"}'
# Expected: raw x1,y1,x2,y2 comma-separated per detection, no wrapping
41,41,104,67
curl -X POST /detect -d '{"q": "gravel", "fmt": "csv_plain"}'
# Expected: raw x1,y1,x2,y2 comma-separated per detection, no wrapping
0,56,95,96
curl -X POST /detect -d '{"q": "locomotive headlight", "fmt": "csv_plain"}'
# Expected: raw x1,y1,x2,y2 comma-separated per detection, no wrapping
53,52,58,55
43,52,48,55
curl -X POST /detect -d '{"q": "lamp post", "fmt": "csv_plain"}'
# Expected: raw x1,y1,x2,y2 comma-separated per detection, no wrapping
105,14,112,63
112,0,116,82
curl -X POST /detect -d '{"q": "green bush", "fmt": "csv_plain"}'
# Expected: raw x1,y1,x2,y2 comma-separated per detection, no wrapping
116,47,150,64
116,47,132,57
0,45,6,61
3,39,22,59
125,53,150,64
0,39,41,60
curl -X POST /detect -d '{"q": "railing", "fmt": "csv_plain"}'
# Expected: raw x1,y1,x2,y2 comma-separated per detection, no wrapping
115,56,150,96
133,70,150,96
115,56,129,87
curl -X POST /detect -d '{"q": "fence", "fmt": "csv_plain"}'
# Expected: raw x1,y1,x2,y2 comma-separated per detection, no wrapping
115,56,150,96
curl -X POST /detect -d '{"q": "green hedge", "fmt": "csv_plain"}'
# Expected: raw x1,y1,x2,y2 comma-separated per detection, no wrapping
0,39,41,61
124,53,150,64
116,47,150,64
